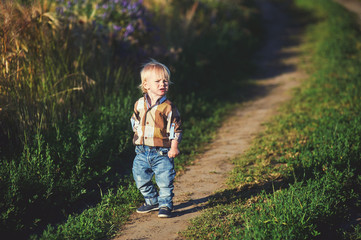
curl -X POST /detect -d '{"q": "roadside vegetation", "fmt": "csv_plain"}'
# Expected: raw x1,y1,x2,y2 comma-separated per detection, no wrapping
181,0,361,239
0,0,261,239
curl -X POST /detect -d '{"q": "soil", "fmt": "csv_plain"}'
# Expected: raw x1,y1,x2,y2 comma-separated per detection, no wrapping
111,0,361,239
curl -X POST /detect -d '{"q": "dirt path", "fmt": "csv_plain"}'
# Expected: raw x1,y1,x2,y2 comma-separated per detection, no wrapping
113,1,306,239
335,0,361,25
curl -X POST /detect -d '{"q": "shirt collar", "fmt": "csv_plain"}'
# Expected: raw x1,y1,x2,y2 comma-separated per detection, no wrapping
144,94,167,109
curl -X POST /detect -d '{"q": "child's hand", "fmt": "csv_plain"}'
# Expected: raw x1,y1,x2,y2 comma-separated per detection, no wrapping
168,147,180,158
168,140,180,158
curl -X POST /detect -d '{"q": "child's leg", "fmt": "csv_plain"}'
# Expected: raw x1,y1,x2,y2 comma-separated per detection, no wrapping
152,148,176,210
132,146,158,206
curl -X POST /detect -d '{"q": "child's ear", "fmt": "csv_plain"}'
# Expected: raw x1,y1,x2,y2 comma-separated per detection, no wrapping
143,80,149,89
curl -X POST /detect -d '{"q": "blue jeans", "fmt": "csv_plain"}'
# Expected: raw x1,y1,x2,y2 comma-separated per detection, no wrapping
132,145,176,210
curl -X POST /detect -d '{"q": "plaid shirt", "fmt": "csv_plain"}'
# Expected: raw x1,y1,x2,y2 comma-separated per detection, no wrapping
130,95,182,147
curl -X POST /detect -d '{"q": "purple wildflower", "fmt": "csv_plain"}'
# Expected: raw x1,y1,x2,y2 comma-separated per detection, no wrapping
56,6,64,15
127,3,136,12
126,24,134,32
123,23,135,38
121,0,128,8
113,25,122,31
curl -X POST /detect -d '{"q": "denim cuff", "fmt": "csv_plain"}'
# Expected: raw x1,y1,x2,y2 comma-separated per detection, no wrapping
145,196,158,206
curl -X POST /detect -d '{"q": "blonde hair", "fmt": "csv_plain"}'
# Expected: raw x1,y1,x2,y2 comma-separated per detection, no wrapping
139,59,172,93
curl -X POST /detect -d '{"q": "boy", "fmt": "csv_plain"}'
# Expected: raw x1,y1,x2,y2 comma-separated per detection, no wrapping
130,59,182,218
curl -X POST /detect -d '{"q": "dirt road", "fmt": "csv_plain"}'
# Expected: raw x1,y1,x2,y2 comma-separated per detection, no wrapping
335,0,361,25
113,1,307,239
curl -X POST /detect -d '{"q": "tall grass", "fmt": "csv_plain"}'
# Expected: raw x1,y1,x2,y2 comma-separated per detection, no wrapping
181,0,361,239
0,1,150,237
0,0,261,238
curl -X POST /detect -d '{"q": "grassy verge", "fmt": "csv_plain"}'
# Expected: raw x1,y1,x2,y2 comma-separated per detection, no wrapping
181,0,361,239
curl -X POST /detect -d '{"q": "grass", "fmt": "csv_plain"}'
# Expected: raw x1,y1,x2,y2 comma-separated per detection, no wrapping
180,0,361,239
32,180,143,240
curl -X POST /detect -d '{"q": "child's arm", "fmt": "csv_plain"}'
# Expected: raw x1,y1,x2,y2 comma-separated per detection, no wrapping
168,139,180,158
130,101,140,132
167,104,182,158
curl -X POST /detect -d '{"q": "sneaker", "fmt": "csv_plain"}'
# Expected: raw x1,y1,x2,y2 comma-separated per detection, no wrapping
158,207,172,218
136,203,159,213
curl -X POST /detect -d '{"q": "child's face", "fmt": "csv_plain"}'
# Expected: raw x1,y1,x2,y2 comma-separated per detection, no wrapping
144,71,169,98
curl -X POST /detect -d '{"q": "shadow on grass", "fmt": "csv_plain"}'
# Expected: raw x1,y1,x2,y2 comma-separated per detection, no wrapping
173,176,292,218
250,0,316,81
